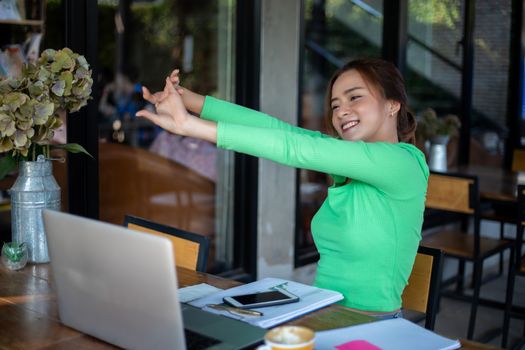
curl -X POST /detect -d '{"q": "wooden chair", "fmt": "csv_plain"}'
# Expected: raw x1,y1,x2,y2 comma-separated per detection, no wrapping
502,185,525,349
124,214,209,272
402,245,443,330
481,148,525,275
421,172,514,339
512,148,525,172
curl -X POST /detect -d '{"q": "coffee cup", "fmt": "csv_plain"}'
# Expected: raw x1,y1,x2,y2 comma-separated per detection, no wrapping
256,325,315,350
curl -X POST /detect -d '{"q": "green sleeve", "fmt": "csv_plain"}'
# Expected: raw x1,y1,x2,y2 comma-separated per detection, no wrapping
217,123,428,197
201,95,325,138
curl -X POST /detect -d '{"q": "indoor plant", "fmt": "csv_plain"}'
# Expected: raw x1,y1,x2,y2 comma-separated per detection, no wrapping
0,47,93,176
1,241,28,270
0,47,93,263
417,108,461,171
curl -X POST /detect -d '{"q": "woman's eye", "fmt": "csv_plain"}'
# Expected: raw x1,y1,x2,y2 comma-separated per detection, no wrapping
350,95,361,101
331,105,339,111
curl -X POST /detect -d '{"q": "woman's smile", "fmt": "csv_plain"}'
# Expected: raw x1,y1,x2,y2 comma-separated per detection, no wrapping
341,119,360,133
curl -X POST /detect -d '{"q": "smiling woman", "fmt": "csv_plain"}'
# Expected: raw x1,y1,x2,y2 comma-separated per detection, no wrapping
136,58,429,318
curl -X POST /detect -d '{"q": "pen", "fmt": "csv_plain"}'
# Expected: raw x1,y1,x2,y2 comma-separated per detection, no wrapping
206,304,264,316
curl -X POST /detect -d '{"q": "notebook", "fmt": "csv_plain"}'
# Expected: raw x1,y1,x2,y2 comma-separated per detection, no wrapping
42,209,266,350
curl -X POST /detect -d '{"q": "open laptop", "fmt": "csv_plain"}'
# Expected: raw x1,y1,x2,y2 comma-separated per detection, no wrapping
42,209,265,350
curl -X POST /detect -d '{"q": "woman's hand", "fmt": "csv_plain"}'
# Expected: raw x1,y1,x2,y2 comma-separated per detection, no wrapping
137,77,218,144
142,69,184,107
137,77,192,136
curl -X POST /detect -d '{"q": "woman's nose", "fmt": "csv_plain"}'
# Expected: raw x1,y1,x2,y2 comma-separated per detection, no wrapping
336,104,350,118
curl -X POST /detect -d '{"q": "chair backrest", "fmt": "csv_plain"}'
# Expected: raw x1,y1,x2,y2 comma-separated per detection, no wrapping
124,214,209,272
512,148,525,172
425,172,481,257
425,173,477,214
402,245,443,330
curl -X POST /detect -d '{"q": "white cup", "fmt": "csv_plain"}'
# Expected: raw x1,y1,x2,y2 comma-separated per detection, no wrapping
256,325,315,350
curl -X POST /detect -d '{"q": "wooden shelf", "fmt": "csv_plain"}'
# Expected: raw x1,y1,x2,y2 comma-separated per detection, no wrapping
0,19,44,26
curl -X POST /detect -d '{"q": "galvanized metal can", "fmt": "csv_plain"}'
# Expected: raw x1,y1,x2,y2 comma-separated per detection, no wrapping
428,143,448,172
10,155,61,263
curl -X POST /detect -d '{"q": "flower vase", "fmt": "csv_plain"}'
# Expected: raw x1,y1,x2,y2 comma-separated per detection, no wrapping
9,155,61,263
428,135,450,172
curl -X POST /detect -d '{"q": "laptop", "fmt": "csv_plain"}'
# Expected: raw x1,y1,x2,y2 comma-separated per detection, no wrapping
42,209,266,350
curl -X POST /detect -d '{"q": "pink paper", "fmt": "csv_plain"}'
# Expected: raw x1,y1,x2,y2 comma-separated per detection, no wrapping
335,339,382,350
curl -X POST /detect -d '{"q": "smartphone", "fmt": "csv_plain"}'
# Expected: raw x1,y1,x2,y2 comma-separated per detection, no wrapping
223,289,300,309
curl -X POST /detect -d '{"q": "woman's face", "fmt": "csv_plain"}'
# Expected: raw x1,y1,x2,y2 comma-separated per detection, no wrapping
330,69,398,142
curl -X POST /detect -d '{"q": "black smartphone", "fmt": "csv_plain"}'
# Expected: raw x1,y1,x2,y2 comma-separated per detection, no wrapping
223,289,299,309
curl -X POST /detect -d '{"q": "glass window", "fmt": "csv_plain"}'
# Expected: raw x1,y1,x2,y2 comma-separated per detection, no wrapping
471,1,510,165
97,0,236,273
298,0,383,264
406,0,465,166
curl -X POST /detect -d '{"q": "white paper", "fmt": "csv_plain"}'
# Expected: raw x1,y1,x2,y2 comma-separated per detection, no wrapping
189,277,343,328
178,283,223,303
314,318,461,350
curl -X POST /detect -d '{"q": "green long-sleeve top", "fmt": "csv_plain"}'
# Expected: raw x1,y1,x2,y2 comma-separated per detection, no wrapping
201,96,429,312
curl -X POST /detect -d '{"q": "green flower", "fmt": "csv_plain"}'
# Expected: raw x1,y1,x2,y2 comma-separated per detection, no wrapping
0,47,93,161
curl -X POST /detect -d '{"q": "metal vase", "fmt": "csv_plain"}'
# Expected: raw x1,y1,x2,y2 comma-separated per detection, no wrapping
428,135,450,172
9,155,61,263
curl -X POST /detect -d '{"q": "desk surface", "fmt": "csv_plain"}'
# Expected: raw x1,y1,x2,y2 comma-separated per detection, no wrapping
456,165,521,202
0,263,501,350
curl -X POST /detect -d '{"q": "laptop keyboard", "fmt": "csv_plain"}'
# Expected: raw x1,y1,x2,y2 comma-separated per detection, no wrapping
185,328,222,350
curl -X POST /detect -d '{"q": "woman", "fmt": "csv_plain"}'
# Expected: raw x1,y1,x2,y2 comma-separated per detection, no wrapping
137,59,429,319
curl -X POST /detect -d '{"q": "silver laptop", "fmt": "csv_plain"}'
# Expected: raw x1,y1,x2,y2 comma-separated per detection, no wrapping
43,209,265,350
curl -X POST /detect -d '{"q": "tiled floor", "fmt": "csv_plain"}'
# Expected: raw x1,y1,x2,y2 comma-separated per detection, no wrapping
430,265,525,350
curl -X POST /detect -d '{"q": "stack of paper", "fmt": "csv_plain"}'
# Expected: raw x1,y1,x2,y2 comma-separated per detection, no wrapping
315,318,461,350
189,277,343,328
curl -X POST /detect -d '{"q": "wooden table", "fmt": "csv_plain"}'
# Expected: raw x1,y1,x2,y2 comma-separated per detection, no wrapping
0,263,502,350
456,165,522,202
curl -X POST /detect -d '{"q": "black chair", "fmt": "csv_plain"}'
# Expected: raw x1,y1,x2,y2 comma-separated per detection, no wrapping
480,149,525,276
502,185,525,349
124,214,209,272
402,245,443,330
421,172,514,339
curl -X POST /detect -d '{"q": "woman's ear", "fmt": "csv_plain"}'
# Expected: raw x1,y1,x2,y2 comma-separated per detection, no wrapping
389,101,401,117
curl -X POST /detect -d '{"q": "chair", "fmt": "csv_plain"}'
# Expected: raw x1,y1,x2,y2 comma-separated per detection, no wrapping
421,172,514,339
502,185,525,348
124,214,209,272
481,148,525,275
402,245,443,330
512,149,525,172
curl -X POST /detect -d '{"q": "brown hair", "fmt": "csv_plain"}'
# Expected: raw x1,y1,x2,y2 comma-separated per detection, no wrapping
324,58,416,144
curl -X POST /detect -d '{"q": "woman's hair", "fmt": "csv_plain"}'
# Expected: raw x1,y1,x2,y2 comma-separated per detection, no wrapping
324,58,416,144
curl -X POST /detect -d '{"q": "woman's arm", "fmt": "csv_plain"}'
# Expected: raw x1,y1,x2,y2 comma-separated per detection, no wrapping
145,70,326,138
217,123,428,197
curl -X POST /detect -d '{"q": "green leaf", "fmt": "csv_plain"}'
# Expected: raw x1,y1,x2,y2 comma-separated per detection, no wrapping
0,117,16,137
13,130,28,148
76,55,89,69
34,101,54,125
0,153,17,180
0,137,14,153
51,80,65,97
52,143,93,158
4,93,29,112
60,71,73,96
50,50,75,73
28,80,45,97
38,66,51,81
